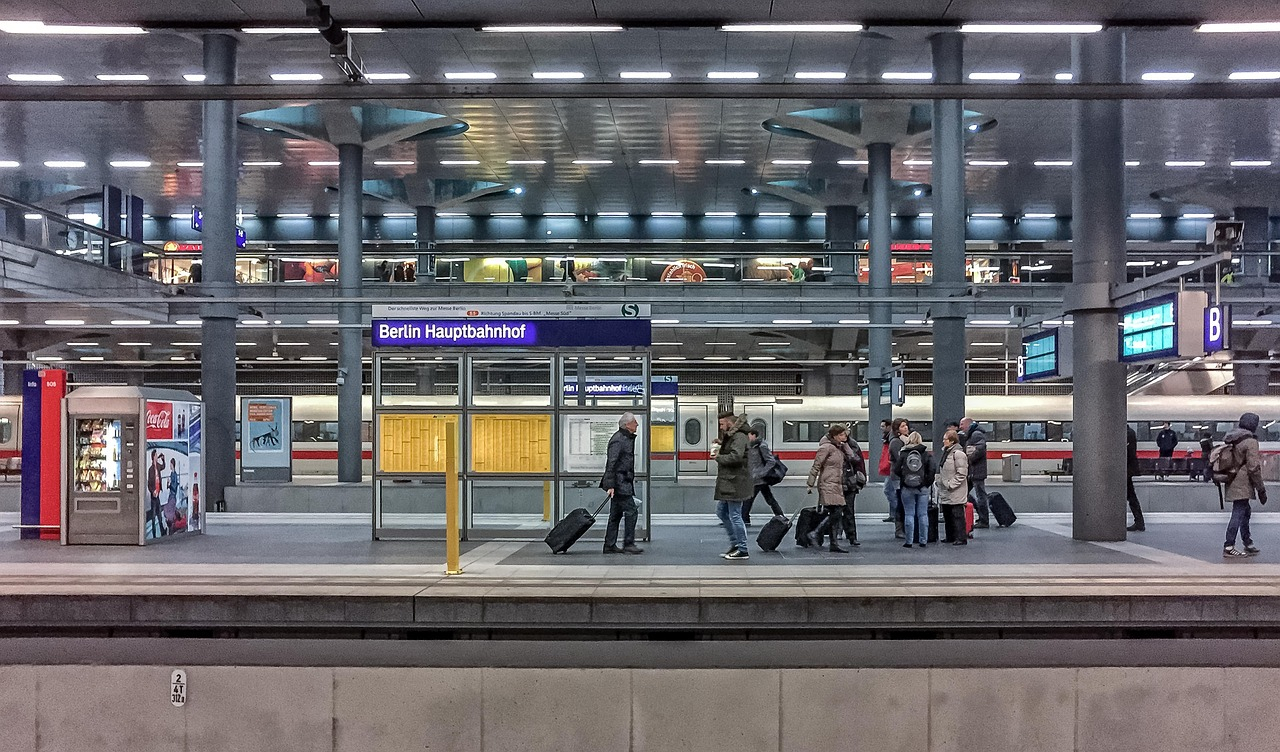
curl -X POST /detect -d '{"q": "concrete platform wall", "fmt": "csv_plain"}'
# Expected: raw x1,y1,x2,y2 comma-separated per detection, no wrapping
0,663,1269,751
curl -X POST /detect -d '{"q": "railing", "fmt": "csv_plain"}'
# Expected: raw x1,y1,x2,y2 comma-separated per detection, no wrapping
0,194,169,282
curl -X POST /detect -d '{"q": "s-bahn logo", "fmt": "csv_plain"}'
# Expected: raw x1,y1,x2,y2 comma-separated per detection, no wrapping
146,401,174,440
620,303,641,318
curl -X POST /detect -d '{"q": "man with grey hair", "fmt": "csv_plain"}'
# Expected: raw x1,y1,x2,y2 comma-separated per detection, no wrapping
600,412,643,554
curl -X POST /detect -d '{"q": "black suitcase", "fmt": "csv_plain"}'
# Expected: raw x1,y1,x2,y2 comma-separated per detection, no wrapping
545,497,611,553
988,491,1017,527
927,501,940,543
756,514,792,551
794,507,825,547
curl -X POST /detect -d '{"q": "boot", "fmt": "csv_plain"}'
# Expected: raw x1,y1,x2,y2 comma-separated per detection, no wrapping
806,513,832,549
827,508,848,552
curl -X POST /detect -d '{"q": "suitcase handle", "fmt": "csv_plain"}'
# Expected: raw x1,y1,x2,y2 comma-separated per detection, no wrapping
594,497,611,516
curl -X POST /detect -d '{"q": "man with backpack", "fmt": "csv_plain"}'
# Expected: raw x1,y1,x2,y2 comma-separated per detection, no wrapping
959,417,991,529
743,427,786,525
1216,413,1269,558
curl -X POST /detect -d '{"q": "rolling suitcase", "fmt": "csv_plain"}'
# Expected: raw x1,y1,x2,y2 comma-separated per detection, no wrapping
756,514,793,551
794,507,825,548
988,491,1017,527
927,501,940,543
545,497,610,554
965,501,975,539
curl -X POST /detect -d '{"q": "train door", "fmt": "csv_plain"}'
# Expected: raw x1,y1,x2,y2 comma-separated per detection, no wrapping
740,404,775,446
678,403,708,473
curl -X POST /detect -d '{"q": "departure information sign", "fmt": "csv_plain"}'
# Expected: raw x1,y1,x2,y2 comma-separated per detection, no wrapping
1018,328,1072,381
1120,294,1178,362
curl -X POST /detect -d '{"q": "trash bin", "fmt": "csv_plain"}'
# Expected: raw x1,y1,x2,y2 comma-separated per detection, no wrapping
1001,454,1022,483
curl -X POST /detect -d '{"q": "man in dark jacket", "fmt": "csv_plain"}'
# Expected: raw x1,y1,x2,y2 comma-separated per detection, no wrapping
1199,431,1215,483
1223,412,1269,557
713,411,753,560
959,417,991,528
1126,424,1145,532
1155,422,1178,480
600,412,643,554
743,427,785,525
884,418,909,538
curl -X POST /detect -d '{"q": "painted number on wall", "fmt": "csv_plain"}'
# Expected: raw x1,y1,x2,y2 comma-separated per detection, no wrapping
171,669,187,707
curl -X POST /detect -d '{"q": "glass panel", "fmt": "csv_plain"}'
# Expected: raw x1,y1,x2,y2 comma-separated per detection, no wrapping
561,413,646,474
559,355,647,407
73,418,122,492
992,422,1011,442
293,421,338,442
470,356,553,407
1261,419,1280,442
684,418,703,446
470,479,553,529
469,413,552,473
377,478,447,529
650,400,677,480
377,413,459,473
0,417,11,444
1046,420,1065,442
379,357,461,407
1013,422,1047,441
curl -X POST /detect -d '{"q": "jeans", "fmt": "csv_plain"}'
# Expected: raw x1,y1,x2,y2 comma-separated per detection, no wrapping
883,475,902,519
900,488,929,544
604,494,638,547
969,478,990,524
743,484,784,523
1126,476,1145,527
1225,499,1253,548
716,500,748,553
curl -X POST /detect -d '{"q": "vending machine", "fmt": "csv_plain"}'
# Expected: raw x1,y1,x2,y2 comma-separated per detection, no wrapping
62,386,204,545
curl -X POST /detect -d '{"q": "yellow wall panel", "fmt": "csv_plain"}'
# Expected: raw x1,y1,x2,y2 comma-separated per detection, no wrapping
378,414,458,473
470,414,552,473
650,424,675,453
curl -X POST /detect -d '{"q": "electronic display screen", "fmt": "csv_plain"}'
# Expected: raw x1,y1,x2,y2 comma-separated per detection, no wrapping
1120,294,1178,362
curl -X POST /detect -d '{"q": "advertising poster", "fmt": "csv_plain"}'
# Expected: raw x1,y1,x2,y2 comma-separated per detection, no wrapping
240,398,292,481
144,400,199,539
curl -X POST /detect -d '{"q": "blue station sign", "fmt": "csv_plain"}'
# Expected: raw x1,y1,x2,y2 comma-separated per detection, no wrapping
1204,304,1231,353
372,318,651,348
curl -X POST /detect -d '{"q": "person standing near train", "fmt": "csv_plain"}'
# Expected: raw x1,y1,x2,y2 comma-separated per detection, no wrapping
936,429,970,545
1126,424,1146,532
1155,422,1178,480
894,431,934,548
959,417,990,529
600,412,643,555
1221,412,1268,558
884,418,909,539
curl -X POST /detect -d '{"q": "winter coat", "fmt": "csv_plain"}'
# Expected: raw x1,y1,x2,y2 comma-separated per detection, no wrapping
1156,428,1178,456
747,438,779,484
807,435,847,506
713,415,753,501
1126,426,1140,478
888,435,905,465
599,428,636,497
1200,435,1214,461
935,444,970,505
893,442,936,490
964,425,989,480
1222,427,1266,502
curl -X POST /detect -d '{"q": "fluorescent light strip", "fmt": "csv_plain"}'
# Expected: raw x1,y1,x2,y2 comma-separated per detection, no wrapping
278,213,310,218
1125,161,1141,167
1023,213,1057,219
8,73,63,82
903,159,932,166
243,161,282,166
176,161,203,167
1055,72,1074,81
969,72,1021,81
882,71,932,80
572,159,613,165
374,160,414,166
1197,22,1280,33
109,160,151,168
639,159,679,165
445,71,496,80
705,212,736,217
0,161,20,168
772,159,812,165
1181,213,1216,219
651,212,683,217
242,27,382,34
1230,71,1280,80
620,71,670,79
707,71,759,79
440,160,479,165
721,23,863,32
506,159,546,165
183,74,205,82
45,319,84,326
705,159,746,165
1232,160,1273,167
960,23,1102,33
794,71,846,79
971,213,1004,218
112,319,152,326
772,319,812,324
597,212,629,217
1165,160,1205,167
533,71,585,79
96,73,148,81
481,25,623,32
1129,213,1162,219
1034,160,1073,166
271,73,323,81
0,21,146,35
1142,71,1194,81
968,160,1009,166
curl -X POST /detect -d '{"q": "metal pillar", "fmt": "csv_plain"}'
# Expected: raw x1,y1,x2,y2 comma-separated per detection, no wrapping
199,34,239,513
1070,30,1128,542
930,31,967,447
866,142,893,478
0,350,26,396
415,205,436,283
1233,206,1270,281
825,204,858,283
1233,359,1272,395
337,142,364,483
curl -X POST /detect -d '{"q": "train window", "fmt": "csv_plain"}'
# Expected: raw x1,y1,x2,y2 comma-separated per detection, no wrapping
783,420,829,444
1012,422,1047,441
1046,421,1066,442
992,422,1012,442
293,420,339,442
683,418,702,446
1212,422,1236,441
0,417,11,444
1262,420,1280,442
853,422,869,443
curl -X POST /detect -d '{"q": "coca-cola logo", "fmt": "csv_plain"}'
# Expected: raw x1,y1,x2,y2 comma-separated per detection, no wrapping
147,410,171,430
146,401,174,440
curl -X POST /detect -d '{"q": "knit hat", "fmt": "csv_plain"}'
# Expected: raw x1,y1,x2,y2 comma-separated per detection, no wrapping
1239,412,1261,433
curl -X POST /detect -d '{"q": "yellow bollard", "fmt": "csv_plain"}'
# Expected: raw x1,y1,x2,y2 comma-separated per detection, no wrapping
543,480,552,522
444,424,462,576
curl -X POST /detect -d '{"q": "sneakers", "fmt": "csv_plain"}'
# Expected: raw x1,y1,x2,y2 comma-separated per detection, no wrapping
1245,545,1261,556
881,516,894,523
724,549,750,561
623,544,645,555
603,545,625,554
1224,547,1250,558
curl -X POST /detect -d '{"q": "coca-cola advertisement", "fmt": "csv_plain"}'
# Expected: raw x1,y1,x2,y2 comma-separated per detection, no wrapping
144,400,202,539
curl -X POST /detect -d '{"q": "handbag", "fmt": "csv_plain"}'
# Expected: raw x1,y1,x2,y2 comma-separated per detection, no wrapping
763,457,788,485
878,443,892,475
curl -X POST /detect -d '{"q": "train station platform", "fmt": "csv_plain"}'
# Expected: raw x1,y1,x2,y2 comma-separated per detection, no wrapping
2,511,1279,639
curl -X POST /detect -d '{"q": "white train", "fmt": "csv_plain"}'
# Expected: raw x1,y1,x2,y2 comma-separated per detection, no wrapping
2,393,1277,477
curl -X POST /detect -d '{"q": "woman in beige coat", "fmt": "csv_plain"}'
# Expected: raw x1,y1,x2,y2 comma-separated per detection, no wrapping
806,424,850,553
935,429,970,545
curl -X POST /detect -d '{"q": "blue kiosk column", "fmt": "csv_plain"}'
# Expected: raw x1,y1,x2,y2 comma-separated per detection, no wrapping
1070,30,1128,542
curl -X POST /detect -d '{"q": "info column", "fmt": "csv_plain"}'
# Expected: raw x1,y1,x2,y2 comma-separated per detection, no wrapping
1070,30,1128,542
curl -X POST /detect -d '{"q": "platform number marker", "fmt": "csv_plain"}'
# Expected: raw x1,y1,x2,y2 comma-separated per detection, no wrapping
171,669,187,707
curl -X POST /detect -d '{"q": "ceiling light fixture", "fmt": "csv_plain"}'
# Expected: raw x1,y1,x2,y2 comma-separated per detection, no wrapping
707,71,759,79
968,160,1009,166
8,73,63,82
278,213,310,218
1229,71,1280,80
903,159,932,166
444,71,496,80
960,23,1102,33
96,73,148,81
44,160,85,168
639,159,679,165
111,319,151,326
572,159,613,165
0,21,146,35
1125,160,1141,166
0,161,20,168
1023,213,1057,219
481,25,623,32
794,71,846,79
1164,160,1205,167
1129,212,1162,219
705,211,736,217
969,71,1021,81
705,159,746,165
176,161,203,167
45,319,84,326
971,212,1004,218
270,72,323,81
620,71,670,79
772,318,812,324
1181,213,1215,219
374,160,414,166
1034,160,1073,166
1197,21,1280,33
882,71,932,80
597,211,629,217
532,71,585,79
183,74,205,82
1142,71,1195,81
651,211,683,217
1231,159,1272,167
383,212,414,218
772,159,812,165
243,161,283,166
109,160,151,168
440,160,479,165
506,159,546,165
1055,72,1074,81
720,23,863,32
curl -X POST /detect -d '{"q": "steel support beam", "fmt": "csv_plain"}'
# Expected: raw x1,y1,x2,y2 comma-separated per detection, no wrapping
199,34,239,513
824,205,858,284
1070,30,1128,542
337,142,364,483
866,142,893,479
415,205,436,284
930,31,967,448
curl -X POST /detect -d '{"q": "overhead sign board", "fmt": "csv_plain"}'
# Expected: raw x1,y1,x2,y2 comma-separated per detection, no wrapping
564,376,678,398
1119,291,1209,363
372,303,650,319
373,318,651,348
190,206,248,248
1204,304,1231,353
1018,327,1073,382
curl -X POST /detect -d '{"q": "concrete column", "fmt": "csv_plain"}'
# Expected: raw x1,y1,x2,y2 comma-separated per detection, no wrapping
1070,30,1128,542
415,205,436,283
824,204,858,283
337,142,364,483
0,206,27,243
930,31,967,448
866,141,893,478
1233,206,1270,281
0,350,27,396
1234,358,1271,395
199,33,239,512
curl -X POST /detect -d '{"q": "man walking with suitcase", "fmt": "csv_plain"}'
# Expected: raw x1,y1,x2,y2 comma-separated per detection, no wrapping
600,412,644,554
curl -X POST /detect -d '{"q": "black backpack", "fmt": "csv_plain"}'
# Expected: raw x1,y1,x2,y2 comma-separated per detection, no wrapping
902,449,926,489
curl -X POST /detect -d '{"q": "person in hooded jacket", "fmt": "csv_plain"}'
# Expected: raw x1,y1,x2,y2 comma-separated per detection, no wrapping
1199,431,1215,483
1126,424,1145,532
935,429,970,545
894,431,935,548
743,427,785,525
959,417,990,528
1222,412,1269,558
805,424,852,553
712,411,754,560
